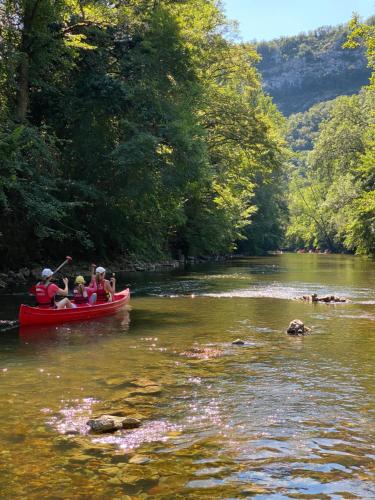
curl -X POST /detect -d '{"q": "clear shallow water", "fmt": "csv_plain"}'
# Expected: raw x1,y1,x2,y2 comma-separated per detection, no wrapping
0,254,374,498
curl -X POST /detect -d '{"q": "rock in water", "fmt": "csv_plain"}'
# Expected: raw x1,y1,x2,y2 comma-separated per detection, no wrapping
87,415,123,433
121,417,142,429
87,415,141,433
232,339,245,345
287,319,310,336
299,293,346,303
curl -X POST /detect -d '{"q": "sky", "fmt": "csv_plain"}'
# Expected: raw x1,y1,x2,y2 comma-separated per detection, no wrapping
223,0,375,41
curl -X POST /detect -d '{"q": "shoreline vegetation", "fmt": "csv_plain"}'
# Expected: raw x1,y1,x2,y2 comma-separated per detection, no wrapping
0,3,374,276
0,254,229,291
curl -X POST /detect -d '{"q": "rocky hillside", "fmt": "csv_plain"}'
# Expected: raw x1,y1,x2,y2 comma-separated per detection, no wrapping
256,20,373,115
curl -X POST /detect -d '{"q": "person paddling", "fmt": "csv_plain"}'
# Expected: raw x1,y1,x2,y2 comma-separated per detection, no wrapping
73,275,97,305
90,266,116,302
34,268,75,309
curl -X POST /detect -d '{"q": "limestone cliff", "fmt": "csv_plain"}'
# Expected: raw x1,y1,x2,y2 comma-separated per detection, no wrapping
256,22,372,115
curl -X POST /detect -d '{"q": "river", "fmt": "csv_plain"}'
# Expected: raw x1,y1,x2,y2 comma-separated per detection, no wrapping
0,254,374,498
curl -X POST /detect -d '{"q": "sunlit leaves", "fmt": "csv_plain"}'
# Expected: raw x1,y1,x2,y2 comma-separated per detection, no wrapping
287,90,375,254
0,0,289,264
345,16,375,87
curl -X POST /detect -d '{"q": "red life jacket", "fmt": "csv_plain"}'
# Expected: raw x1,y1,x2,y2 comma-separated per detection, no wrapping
34,282,55,308
73,286,89,304
95,280,108,302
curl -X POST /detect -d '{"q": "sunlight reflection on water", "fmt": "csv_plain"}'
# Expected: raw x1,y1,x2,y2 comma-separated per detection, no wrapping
0,254,374,498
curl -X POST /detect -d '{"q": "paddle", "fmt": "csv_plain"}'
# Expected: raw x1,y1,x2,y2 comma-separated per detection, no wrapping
51,255,72,278
52,256,73,297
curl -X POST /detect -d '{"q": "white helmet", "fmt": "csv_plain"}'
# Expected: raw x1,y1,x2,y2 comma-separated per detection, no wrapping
95,266,106,274
41,268,53,278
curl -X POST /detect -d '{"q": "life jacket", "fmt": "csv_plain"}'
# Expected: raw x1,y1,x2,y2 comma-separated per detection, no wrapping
33,282,55,308
73,286,89,304
95,280,109,302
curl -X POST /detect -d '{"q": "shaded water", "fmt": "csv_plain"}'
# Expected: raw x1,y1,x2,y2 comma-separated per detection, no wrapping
0,254,374,498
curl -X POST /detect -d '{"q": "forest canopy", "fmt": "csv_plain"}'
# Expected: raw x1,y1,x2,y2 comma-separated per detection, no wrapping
0,2,374,270
0,0,287,268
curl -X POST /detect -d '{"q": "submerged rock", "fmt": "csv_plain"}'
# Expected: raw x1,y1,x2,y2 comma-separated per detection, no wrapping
87,415,141,433
123,395,156,406
52,436,82,450
132,385,162,396
110,389,133,400
286,319,311,336
69,453,95,464
180,346,223,359
103,376,129,387
130,378,159,388
116,465,160,487
128,454,151,465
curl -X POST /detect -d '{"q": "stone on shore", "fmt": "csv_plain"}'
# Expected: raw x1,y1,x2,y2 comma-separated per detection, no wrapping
287,319,310,336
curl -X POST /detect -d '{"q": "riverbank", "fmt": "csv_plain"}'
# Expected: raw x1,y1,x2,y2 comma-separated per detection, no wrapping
0,255,228,292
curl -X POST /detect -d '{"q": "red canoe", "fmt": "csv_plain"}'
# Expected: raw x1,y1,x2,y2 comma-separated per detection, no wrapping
19,288,130,326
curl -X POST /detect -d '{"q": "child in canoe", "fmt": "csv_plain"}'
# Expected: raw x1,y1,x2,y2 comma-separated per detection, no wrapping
73,275,97,305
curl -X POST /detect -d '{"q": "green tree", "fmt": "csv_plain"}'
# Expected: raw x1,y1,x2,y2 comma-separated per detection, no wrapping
0,0,289,268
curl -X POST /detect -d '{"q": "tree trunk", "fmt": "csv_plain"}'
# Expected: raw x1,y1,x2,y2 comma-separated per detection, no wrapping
15,0,40,122
16,51,30,122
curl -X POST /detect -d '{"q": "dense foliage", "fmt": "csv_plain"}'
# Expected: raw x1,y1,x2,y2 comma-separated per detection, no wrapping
0,0,287,268
1,3,374,268
286,17,375,255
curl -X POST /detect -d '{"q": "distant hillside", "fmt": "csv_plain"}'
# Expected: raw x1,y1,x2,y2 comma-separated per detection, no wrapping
256,20,373,115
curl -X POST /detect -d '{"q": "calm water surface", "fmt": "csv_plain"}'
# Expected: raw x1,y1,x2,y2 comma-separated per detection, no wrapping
0,254,374,499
